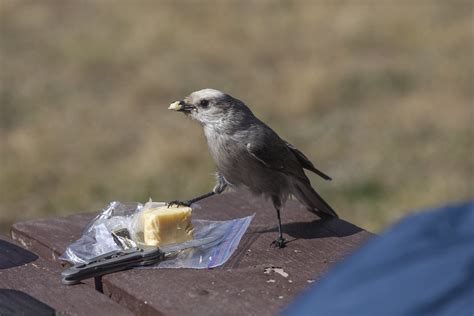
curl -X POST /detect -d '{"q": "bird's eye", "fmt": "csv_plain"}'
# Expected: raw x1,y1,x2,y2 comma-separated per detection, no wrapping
200,99,209,108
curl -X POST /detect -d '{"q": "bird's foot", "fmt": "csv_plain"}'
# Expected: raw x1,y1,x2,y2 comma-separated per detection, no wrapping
167,200,191,208
271,236,286,249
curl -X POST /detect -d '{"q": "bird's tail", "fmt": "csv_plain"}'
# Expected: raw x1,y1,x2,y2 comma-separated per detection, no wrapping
291,178,338,218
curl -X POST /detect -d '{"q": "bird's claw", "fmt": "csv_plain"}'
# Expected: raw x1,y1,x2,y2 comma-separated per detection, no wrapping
271,236,286,248
167,200,191,208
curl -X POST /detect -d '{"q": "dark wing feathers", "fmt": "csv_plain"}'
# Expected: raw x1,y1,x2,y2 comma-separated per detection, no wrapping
246,139,331,181
246,136,336,217
284,141,332,180
246,142,285,170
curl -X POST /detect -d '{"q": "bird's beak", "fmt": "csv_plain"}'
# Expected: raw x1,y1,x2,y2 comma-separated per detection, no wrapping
168,100,195,113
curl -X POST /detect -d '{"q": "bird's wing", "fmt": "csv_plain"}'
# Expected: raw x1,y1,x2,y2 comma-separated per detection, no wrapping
284,141,332,181
246,139,307,179
246,142,284,170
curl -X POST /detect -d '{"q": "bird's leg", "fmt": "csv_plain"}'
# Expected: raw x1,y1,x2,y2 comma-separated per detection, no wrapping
271,204,286,248
168,173,228,207
168,191,215,208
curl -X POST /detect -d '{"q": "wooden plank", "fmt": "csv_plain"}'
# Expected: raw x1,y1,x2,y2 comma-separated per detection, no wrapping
0,235,133,315
11,190,373,315
10,213,94,264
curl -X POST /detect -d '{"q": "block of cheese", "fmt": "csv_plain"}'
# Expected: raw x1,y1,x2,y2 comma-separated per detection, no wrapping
140,205,194,246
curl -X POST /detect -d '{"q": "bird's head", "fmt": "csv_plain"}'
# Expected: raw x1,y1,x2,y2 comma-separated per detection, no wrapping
168,89,252,127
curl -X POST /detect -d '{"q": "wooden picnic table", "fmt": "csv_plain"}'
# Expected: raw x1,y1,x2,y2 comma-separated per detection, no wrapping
4,190,373,315
0,235,133,315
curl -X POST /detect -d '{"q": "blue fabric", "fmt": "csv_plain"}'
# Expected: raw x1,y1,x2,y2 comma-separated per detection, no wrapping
283,201,474,316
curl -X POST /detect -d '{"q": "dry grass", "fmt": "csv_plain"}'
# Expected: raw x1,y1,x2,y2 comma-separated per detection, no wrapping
1,1,472,233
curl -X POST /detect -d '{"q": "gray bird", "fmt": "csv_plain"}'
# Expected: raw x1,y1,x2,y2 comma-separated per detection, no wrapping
168,88,337,248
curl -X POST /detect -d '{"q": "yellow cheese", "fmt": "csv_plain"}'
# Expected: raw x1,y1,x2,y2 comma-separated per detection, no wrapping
168,101,181,111
140,205,194,246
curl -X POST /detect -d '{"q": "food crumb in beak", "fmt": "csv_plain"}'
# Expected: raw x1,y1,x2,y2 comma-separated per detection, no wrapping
168,101,181,111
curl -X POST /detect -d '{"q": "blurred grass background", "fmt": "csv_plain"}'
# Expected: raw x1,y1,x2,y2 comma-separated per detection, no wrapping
0,1,472,234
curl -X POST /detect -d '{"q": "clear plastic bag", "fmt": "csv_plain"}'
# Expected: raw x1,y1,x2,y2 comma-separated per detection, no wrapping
59,201,254,269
